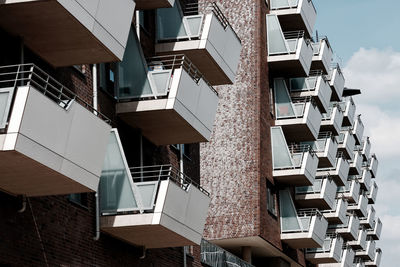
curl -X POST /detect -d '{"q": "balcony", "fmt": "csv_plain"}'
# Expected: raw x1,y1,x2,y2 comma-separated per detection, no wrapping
368,154,379,178
354,258,366,267
311,37,333,74
100,131,210,248
280,189,328,248
360,137,371,161
367,219,382,240
267,15,313,77
155,2,242,85
322,198,348,224
328,214,360,241
352,115,365,145
339,97,356,127
318,247,355,267
269,0,317,37
368,181,378,204
295,176,337,209
288,71,332,113
136,0,174,9
303,132,337,168
327,64,345,101
355,239,376,261
365,248,382,267
272,127,318,185
306,234,343,264
273,79,322,141
337,130,356,160
348,193,368,218
360,206,376,229
0,64,111,196
317,156,350,186
320,104,344,136
349,151,363,176
0,0,135,66
337,179,361,204
355,169,372,191
348,228,368,250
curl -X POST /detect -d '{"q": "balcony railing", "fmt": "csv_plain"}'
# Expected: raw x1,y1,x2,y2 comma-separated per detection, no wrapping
352,115,365,145
348,193,368,218
365,248,382,267
328,214,360,241
337,178,361,204
295,176,337,209
289,70,332,113
302,132,338,168
317,155,349,186
360,206,376,229
348,228,367,250
0,64,112,196
339,96,356,127
349,151,363,176
337,130,356,160
311,37,333,74
368,181,378,204
306,233,343,264
327,63,345,101
367,219,382,240
155,1,241,85
360,137,371,161
200,239,255,267
354,168,372,191
322,198,348,225
355,239,376,261
321,103,344,136
369,154,379,178
267,14,313,76
269,0,317,37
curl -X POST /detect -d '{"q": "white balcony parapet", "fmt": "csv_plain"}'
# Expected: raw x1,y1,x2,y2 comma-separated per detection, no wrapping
0,64,111,196
136,0,174,9
354,257,366,267
0,0,135,66
267,14,313,77
337,130,356,160
280,189,328,248
321,103,344,136
337,178,361,204
367,181,378,204
352,115,365,146
306,234,343,264
274,78,322,141
360,137,371,161
352,168,372,192
327,64,345,101
365,248,382,267
311,37,333,74
269,0,317,37
317,155,350,186
367,219,382,240
328,214,360,241
349,151,363,176
348,228,368,250
348,193,368,218
319,247,356,267
322,198,348,224
355,239,376,261
155,2,242,85
339,97,356,127
368,154,379,178
100,130,210,248
360,206,376,229
289,71,332,113
302,132,338,168
295,176,337,209
272,127,318,185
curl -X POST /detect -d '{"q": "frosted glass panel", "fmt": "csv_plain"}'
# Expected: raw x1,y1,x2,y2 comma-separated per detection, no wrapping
267,15,288,55
274,79,295,118
156,1,187,40
0,88,13,129
271,0,298,8
286,39,298,53
280,189,301,232
312,42,321,55
271,127,293,168
118,28,153,99
100,131,138,213
296,179,322,194
150,70,171,95
136,182,158,210
186,16,203,37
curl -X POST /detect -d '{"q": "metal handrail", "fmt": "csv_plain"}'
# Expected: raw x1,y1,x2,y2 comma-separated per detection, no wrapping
298,208,322,217
0,64,111,123
288,143,315,154
147,54,218,96
284,30,305,40
130,164,210,196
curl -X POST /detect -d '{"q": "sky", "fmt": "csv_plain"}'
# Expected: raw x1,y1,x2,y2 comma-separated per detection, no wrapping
313,0,400,265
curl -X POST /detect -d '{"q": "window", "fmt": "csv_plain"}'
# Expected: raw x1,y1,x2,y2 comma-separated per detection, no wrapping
139,10,153,34
68,193,89,209
171,144,192,160
267,182,277,217
99,63,117,97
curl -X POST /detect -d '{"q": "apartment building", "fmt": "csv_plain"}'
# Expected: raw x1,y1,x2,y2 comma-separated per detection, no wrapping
0,0,382,267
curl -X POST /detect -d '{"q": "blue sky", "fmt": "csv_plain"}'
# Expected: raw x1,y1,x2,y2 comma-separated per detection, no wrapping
313,1,400,266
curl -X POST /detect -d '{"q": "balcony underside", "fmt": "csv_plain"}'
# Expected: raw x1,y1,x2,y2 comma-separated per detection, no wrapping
295,195,333,210
0,1,129,66
324,213,346,225
281,233,323,249
317,153,335,168
273,172,313,186
101,214,197,249
276,123,318,142
0,149,95,196
268,58,310,77
275,13,312,37
320,122,340,136
116,100,211,146
311,60,327,75
306,253,339,264
135,0,174,9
